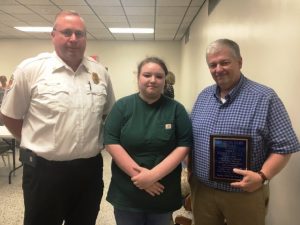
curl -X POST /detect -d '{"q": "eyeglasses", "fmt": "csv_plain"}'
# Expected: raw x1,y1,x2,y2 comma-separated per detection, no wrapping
53,28,86,39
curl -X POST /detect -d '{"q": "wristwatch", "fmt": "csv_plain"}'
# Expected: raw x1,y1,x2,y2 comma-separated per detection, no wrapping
257,171,269,185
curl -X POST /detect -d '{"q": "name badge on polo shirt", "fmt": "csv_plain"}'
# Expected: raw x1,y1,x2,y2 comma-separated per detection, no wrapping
165,124,172,129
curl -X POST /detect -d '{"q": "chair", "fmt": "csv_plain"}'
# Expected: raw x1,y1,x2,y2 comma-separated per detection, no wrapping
174,194,192,225
0,140,12,168
174,166,193,225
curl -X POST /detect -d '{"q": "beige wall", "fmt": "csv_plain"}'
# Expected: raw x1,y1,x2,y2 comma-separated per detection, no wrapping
0,40,181,100
86,41,181,99
179,1,300,225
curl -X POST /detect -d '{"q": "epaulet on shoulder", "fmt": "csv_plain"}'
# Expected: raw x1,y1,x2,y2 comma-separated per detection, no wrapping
36,52,52,59
18,52,52,67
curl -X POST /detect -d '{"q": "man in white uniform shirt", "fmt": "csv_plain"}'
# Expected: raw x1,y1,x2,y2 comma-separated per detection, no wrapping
0,10,115,225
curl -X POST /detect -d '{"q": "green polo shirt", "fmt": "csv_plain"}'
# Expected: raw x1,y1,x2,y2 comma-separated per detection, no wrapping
104,93,192,213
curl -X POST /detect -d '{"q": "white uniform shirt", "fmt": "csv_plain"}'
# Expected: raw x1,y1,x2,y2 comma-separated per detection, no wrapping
1,52,115,161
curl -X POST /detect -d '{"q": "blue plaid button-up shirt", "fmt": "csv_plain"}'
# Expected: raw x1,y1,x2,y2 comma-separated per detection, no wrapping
191,74,300,192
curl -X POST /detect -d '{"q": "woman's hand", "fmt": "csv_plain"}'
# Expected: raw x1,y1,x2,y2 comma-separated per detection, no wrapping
131,166,157,189
144,182,165,196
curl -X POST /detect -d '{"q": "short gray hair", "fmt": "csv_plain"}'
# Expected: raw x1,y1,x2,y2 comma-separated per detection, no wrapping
53,10,85,29
206,39,241,60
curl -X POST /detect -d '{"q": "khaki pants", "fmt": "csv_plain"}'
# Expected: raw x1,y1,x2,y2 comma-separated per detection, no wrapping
190,176,269,225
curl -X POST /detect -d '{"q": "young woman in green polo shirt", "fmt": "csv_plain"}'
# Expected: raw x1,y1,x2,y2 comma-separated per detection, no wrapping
104,57,192,225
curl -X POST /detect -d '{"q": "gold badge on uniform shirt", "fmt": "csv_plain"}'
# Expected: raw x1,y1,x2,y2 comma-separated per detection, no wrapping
92,72,100,84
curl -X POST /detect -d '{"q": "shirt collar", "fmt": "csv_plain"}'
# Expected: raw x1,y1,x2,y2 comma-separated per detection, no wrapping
51,51,89,73
214,74,245,104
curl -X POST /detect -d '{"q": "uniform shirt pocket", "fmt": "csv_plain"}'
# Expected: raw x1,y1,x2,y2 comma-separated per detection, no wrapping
37,82,70,112
91,83,107,112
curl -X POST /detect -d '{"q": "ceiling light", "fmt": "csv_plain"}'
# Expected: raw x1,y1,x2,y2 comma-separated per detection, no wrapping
14,26,53,32
109,28,154,34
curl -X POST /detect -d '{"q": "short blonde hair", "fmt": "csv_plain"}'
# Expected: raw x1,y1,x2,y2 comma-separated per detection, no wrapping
165,71,175,85
0,75,7,86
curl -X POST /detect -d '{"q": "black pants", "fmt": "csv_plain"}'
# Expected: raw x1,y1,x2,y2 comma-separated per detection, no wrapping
22,153,103,225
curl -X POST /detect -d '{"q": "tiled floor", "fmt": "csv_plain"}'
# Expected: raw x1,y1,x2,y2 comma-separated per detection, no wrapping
0,150,115,225
0,150,188,225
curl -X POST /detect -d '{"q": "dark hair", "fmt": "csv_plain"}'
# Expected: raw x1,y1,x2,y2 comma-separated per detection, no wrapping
137,57,168,76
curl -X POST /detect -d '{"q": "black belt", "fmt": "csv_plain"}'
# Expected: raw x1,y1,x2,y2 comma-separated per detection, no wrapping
20,148,101,168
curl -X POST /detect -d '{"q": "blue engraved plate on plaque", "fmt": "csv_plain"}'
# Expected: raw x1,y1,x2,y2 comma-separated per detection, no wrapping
210,135,251,182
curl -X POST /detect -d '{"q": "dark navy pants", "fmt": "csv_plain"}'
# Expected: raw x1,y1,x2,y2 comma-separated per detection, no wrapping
22,153,103,225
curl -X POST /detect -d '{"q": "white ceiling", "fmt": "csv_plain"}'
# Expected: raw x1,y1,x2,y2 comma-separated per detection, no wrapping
0,0,205,41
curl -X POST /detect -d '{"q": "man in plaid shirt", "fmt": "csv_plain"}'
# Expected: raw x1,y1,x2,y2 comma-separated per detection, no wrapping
190,38,299,225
